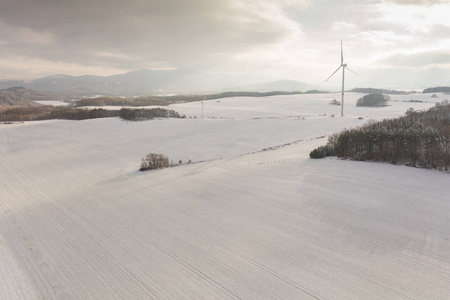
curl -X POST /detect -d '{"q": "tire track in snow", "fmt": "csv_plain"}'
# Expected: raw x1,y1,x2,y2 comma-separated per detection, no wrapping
115,158,448,299
75,197,244,300
127,190,415,300
36,182,244,299
99,200,294,299
133,206,323,300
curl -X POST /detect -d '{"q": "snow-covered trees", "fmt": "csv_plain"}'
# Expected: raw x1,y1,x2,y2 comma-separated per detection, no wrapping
310,104,450,171
309,145,335,158
435,99,449,108
356,94,389,107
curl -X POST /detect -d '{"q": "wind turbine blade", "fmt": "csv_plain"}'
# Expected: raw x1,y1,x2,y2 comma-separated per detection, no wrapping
346,66,357,75
325,65,342,82
341,39,343,65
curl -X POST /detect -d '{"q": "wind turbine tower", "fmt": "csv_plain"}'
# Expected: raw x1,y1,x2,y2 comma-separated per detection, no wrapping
326,40,357,117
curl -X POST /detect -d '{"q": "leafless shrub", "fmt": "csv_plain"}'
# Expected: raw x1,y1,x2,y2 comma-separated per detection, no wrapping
139,153,192,171
329,99,340,105
140,153,170,171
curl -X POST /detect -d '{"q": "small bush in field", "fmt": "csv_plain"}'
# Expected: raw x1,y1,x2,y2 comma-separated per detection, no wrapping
140,153,170,171
329,99,340,105
139,153,192,171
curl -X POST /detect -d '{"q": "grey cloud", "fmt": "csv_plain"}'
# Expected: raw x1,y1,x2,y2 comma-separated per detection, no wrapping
426,24,450,40
380,0,447,5
350,66,450,89
379,50,450,67
0,0,293,71
285,0,376,30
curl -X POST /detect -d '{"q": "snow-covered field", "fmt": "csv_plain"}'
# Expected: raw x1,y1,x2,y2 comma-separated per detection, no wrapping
1,93,449,299
34,100,69,106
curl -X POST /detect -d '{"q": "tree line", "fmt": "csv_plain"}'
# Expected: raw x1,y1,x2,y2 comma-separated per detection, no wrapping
0,106,118,121
310,104,450,171
423,87,450,94
350,88,409,95
119,108,184,121
0,106,184,122
75,97,167,107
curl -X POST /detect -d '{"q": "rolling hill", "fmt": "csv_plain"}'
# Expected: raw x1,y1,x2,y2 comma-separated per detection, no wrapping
1,93,448,299
0,87,57,107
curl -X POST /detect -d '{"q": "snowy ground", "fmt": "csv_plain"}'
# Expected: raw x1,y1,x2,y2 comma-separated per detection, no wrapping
34,101,69,106
1,93,449,299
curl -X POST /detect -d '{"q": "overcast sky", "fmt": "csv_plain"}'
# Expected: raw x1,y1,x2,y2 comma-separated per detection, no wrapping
1,0,449,89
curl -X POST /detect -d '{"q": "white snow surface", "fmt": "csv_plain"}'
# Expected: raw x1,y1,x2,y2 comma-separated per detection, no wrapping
34,101,69,106
1,93,449,299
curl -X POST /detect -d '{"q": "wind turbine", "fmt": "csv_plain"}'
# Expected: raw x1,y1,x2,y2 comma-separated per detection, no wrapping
326,40,357,117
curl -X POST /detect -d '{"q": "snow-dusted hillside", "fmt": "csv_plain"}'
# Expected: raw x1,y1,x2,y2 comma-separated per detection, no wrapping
1,93,449,299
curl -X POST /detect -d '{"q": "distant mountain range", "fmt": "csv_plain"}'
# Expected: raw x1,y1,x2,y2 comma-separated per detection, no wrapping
0,69,318,96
